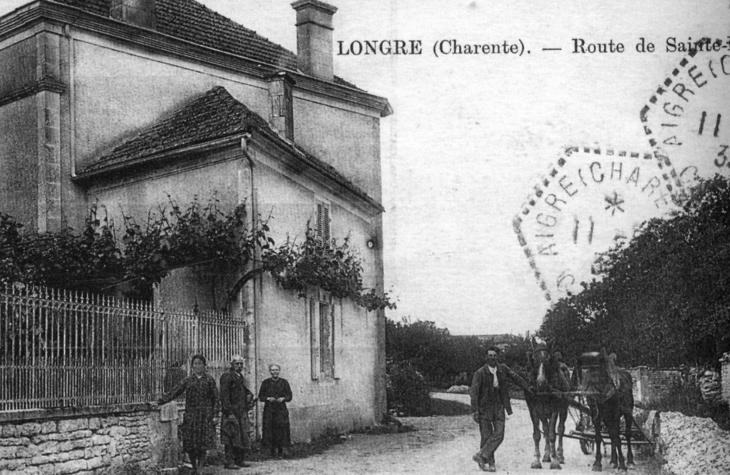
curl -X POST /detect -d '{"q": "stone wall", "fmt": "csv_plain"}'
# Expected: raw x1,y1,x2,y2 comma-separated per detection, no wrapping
629,365,729,406
721,353,730,403
629,366,683,405
0,404,177,475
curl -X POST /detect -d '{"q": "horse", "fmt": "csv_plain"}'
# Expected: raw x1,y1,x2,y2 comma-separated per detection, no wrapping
553,351,572,463
572,349,635,472
524,340,571,470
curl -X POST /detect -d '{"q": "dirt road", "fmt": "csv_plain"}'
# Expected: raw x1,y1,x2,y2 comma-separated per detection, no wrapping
207,394,658,475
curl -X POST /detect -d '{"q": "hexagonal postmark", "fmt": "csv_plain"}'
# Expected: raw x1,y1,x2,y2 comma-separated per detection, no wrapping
640,48,730,189
513,145,680,302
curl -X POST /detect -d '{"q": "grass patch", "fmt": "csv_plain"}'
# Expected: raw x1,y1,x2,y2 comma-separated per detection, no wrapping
429,396,473,416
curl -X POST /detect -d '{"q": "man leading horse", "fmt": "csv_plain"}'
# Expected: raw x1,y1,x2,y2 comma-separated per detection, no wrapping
470,345,534,472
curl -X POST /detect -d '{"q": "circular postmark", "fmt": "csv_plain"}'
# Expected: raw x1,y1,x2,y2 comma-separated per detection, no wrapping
514,146,681,302
640,48,730,191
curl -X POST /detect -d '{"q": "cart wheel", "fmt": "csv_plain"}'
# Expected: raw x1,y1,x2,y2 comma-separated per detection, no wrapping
580,438,595,455
577,407,595,455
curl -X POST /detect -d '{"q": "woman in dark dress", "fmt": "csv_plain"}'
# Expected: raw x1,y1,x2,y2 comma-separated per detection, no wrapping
158,354,219,474
258,364,293,457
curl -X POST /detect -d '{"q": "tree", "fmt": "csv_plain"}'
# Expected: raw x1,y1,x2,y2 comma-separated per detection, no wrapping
385,318,528,386
385,318,452,379
539,174,730,368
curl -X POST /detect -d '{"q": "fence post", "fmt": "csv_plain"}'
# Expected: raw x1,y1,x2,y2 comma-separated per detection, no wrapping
193,300,200,354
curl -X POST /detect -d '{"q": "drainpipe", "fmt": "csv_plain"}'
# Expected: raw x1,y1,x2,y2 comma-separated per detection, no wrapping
62,24,76,178
240,134,261,436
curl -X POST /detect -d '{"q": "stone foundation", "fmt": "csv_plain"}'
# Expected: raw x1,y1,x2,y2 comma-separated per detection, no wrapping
0,404,176,475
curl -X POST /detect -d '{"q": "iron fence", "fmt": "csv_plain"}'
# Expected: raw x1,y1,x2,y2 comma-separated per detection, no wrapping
0,284,246,412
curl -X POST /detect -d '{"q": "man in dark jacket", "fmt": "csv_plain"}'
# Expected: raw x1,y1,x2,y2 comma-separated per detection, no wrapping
470,346,533,472
220,355,256,470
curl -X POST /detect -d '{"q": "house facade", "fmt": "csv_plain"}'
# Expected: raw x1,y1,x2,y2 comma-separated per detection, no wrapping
0,0,391,443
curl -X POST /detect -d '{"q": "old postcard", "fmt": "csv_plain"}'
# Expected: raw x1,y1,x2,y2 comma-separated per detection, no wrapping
0,0,727,474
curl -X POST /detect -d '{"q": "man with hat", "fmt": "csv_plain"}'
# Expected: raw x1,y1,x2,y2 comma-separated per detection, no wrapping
471,346,534,472
220,355,256,470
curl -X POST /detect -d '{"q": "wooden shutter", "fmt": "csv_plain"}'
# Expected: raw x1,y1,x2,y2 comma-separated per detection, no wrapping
316,202,323,238
315,200,331,244
333,300,343,379
310,297,320,380
320,302,334,379
323,204,330,243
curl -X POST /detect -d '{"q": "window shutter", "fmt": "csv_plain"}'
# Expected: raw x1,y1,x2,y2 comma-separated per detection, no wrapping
333,300,343,379
316,202,323,239
323,204,330,243
319,300,334,379
310,298,320,380
315,200,331,244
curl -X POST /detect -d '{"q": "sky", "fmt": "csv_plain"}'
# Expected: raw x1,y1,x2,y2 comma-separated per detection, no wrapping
0,0,728,335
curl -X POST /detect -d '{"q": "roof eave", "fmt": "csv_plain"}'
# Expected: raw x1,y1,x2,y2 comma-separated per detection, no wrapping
73,134,245,185
74,129,385,215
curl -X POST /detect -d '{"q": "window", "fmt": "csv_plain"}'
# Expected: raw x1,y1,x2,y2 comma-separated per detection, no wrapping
315,199,331,244
310,289,341,380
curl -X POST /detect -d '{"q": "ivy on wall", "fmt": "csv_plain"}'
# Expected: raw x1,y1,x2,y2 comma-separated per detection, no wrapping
264,228,396,311
0,196,395,312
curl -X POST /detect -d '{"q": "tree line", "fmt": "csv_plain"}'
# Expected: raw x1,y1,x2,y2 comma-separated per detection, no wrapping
386,318,530,387
384,318,530,416
539,175,730,369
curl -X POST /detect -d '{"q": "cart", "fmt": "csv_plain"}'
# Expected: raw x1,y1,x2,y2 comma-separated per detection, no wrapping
561,392,659,457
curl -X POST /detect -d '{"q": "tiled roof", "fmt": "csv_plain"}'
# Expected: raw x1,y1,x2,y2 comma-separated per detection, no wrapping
52,0,109,17
83,86,266,172
80,87,382,211
50,0,359,88
155,0,297,70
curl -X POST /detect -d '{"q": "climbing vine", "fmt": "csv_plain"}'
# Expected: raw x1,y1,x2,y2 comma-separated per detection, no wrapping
120,196,265,287
0,196,394,311
0,206,122,290
264,228,396,311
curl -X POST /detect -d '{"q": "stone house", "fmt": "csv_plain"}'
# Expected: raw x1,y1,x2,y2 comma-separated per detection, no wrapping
0,0,391,446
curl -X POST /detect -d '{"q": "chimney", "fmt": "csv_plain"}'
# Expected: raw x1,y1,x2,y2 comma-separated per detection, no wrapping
266,72,296,141
291,0,337,81
110,0,157,29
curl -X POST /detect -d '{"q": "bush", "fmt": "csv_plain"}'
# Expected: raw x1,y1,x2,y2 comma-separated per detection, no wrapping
386,361,431,416
429,397,472,416
644,379,730,431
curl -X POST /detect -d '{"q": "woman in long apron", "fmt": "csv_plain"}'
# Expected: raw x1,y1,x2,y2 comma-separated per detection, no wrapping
258,364,293,458
158,354,219,474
